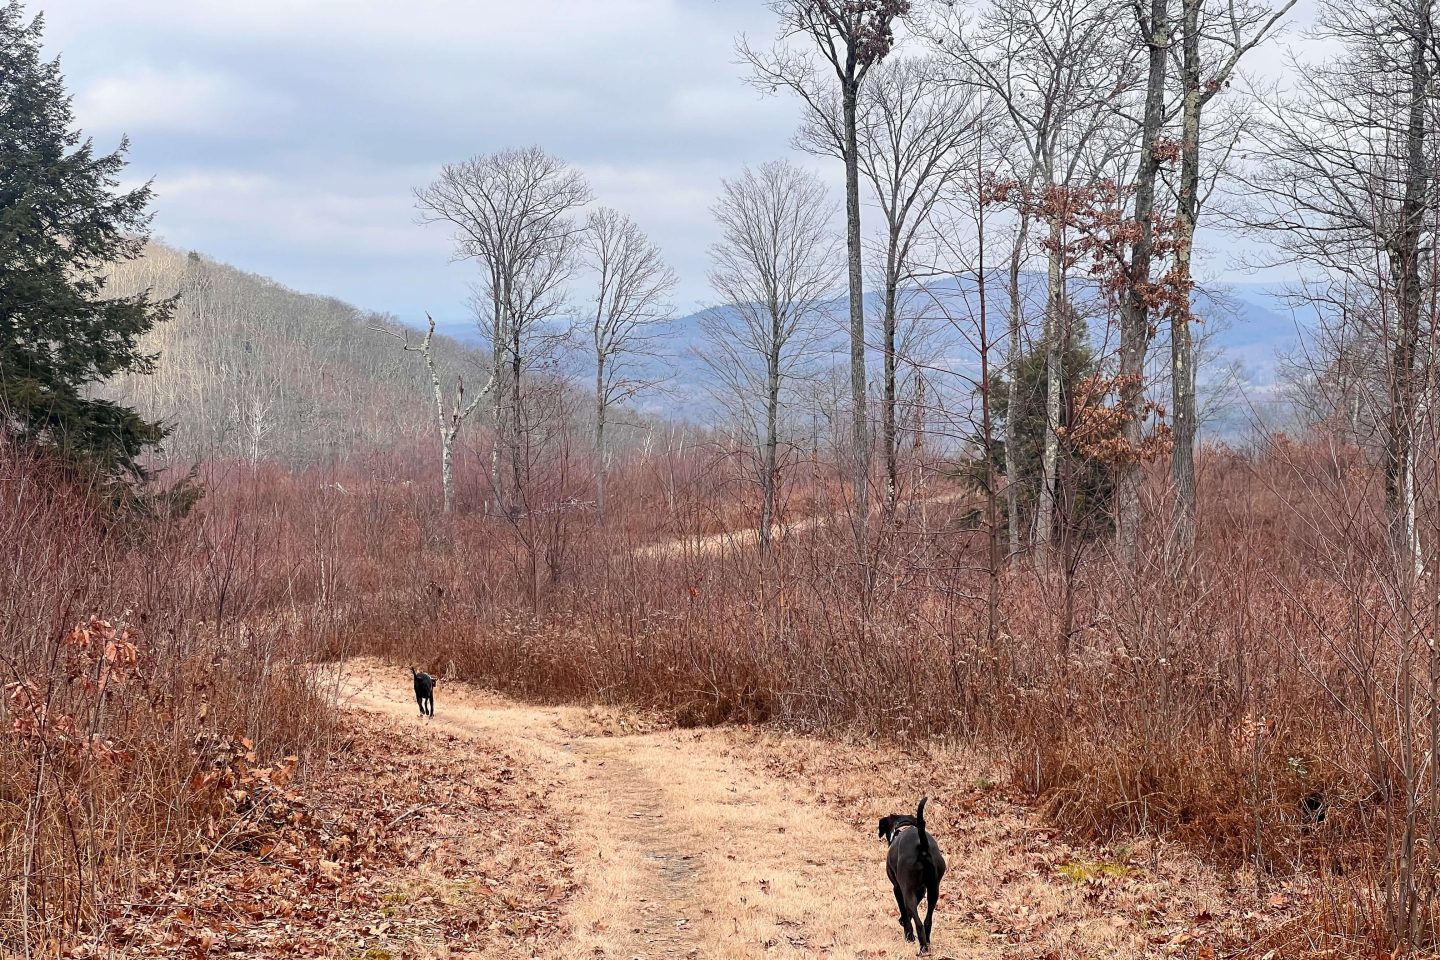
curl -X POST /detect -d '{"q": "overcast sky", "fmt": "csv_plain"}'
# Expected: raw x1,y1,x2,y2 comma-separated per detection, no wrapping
39,0,818,327
39,0,1316,331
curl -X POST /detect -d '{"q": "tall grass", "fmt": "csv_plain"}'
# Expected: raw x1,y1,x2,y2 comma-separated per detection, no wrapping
0,445,340,955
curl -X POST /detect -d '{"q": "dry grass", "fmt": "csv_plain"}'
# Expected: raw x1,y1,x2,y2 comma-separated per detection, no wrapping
6,430,1437,956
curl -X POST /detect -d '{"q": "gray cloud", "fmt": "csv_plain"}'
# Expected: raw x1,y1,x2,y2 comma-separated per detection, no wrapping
40,0,811,323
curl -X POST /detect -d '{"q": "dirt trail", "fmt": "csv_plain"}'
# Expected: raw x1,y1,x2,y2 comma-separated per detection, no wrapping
338,660,990,960
631,491,972,559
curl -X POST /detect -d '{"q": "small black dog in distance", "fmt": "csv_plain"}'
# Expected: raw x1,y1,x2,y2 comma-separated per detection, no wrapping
411,667,435,718
878,796,947,955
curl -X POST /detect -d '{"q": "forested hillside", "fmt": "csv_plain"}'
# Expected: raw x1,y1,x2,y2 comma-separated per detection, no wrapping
101,243,483,464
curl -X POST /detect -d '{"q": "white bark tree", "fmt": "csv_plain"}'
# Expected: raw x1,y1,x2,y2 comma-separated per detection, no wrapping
387,315,495,514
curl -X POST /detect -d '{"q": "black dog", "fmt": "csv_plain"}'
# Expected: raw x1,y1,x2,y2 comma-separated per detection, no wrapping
411,667,435,718
878,796,946,955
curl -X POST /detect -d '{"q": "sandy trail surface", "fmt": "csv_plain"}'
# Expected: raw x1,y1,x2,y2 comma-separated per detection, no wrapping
340,659,979,959
333,659,1268,960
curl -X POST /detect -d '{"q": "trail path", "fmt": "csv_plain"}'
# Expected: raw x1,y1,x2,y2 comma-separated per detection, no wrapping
333,660,1262,960
338,660,989,960
631,491,973,559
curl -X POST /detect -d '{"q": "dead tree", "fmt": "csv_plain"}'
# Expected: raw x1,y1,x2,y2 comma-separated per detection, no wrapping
386,315,495,513
581,207,678,521
701,160,841,553
415,147,591,515
740,0,910,556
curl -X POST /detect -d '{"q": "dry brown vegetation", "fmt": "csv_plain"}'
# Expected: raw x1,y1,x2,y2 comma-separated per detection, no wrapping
2,428,1435,956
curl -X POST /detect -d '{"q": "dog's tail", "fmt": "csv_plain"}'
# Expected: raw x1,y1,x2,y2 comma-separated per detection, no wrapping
915,796,934,870
410,666,418,679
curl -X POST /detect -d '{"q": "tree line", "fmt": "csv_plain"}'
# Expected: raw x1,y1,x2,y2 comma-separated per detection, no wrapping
412,0,1440,573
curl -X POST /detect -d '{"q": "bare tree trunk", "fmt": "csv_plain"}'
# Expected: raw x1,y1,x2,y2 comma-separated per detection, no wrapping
510,329,524,517
1172,0,1201,552
1037,221,1063,553
440,430,457,515
595,358,608,522
914,375,927,535
1385,16,1428,577
1005,209,1032,556
882,226,901,527
978,167,1000,650
762,335,781,553
843,80,870,556
491,286,506,513
1117,0,1170,563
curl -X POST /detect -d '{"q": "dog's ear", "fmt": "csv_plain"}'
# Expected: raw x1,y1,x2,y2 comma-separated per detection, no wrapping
878,816,895,841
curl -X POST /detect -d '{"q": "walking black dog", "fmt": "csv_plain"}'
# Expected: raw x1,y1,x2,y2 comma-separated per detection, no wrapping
878,796,947,955
411,667,435,718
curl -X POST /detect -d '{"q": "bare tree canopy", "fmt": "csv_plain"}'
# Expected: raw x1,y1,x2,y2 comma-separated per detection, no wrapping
582,207,678,519
702,160,842,551
740,0,911,560
1241,0,1438,571
416,146,592,514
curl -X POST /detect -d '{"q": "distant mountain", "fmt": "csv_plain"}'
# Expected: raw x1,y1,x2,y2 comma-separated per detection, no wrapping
571,273,1312,437
103,244,491,464
106,245,1307,464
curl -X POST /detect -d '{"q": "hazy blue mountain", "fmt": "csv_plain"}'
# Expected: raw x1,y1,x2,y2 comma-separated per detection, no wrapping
425,274,1312,438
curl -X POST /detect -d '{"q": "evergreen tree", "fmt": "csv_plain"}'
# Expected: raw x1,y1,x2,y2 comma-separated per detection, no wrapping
0,2,173,481
989,328,1114,542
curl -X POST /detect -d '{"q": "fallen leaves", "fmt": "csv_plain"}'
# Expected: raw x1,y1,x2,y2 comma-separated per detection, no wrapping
96,711,576,959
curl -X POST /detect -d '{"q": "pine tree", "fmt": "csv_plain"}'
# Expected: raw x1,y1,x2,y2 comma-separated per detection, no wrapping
0,2,173,482
988,328,1114,542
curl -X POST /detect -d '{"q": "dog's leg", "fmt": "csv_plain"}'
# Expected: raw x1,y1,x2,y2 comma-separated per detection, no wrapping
892,884,913,942
905,890,928,954
922,881,939,945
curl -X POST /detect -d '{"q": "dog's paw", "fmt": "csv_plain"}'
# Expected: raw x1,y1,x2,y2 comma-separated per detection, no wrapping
903,929,915,943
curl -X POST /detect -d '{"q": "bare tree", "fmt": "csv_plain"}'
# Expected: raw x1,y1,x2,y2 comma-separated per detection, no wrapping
1241,0,1438,574
927,0,1139,554
415,147,591,514
702,160,842,552
1168,0,1297,549
740,0,910,555
385,315,495,513
581,207,678,521
798,55,985,524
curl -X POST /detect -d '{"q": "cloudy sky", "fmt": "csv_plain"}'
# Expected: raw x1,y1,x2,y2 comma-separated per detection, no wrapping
39,0,816,327
38,0,1316,331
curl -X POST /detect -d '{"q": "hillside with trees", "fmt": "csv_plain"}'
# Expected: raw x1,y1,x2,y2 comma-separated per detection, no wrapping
99,244,486,465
